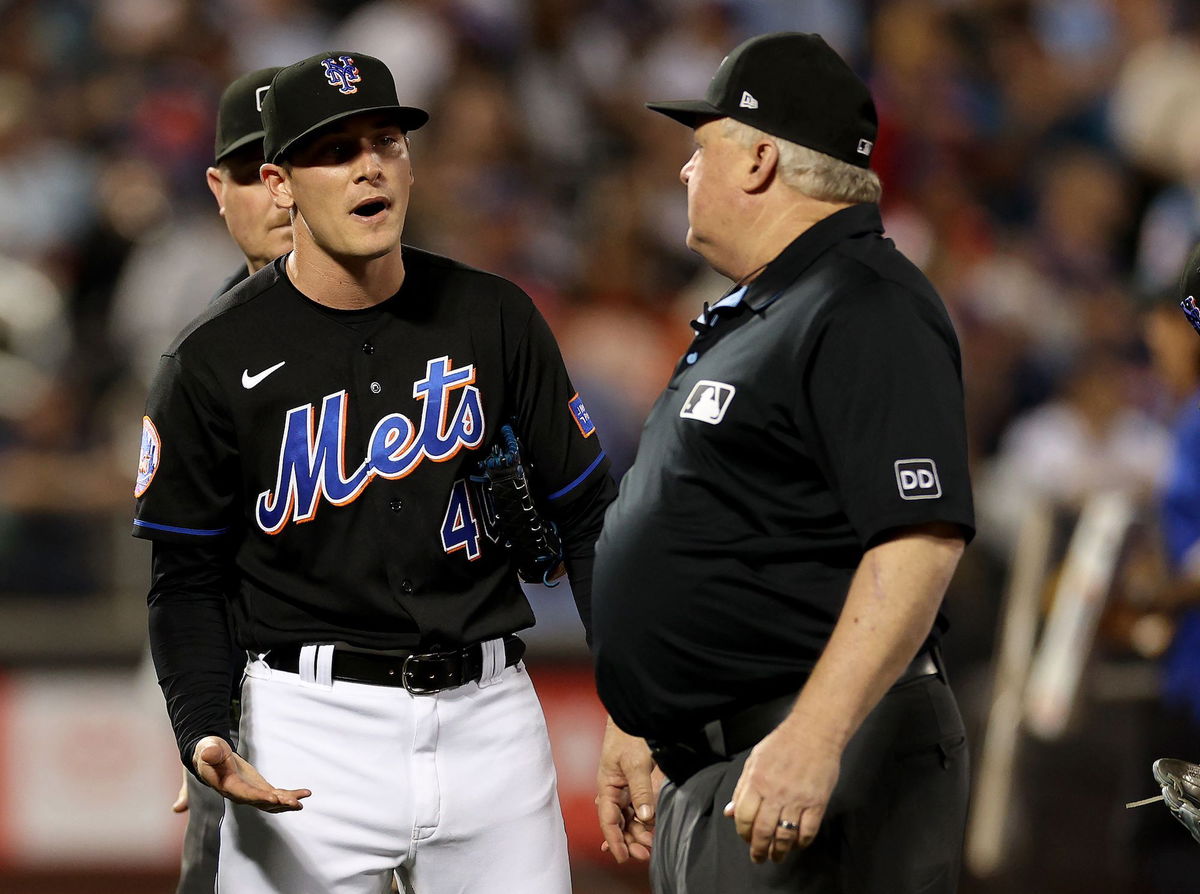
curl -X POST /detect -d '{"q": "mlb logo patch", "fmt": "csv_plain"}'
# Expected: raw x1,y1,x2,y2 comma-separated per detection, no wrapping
135,416,161,498
894,458,941,500
680,380,735,425
568,393,595,438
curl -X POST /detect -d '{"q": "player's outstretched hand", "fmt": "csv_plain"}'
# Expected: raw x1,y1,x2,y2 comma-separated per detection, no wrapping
596,717,659,863
724,716,841,864
192,736,311,814
172,766,190,813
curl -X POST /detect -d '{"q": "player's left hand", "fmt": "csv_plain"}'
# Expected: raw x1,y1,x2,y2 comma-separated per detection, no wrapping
724,716,841,864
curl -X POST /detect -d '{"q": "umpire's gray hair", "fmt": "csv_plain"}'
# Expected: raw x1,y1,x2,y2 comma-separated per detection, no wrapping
722,118,882,205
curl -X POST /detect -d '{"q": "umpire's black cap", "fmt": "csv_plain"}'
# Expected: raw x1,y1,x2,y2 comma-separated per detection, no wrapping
646,32,878,169
214,67,282,163
262,51,428,164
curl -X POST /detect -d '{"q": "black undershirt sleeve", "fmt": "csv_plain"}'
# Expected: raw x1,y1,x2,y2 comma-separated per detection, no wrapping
147,539,241,774
548,470,617,648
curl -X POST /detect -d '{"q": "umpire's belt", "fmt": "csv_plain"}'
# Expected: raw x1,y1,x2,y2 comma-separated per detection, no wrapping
647,648,942,787
261,635,525,694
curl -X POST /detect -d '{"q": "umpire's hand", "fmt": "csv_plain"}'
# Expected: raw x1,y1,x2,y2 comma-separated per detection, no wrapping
724,716,840,864
596,717,660,863
192,736,311,813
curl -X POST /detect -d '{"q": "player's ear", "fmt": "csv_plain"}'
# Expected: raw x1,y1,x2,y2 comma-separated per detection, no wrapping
205,166,226,216
260,162,295,210
743,138,778,193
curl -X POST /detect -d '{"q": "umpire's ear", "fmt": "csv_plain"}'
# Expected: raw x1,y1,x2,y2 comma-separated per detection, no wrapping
260,162,295,211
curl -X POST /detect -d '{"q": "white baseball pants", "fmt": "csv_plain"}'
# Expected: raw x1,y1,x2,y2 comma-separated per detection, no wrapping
216,646,570,894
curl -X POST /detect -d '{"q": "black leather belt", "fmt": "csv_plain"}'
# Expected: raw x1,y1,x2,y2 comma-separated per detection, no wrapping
260,635,525,694
648,648,942,786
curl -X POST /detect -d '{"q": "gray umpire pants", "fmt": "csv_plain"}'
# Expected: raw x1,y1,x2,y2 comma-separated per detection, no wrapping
650,673,969,894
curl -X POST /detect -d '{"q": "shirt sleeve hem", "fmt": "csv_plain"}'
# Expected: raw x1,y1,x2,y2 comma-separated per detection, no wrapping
858,512,976,550
132,519,232,543
547,450,608,501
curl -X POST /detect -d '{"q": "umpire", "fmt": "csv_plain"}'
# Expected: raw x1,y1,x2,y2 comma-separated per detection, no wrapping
592,33,975,894
174,64,288,894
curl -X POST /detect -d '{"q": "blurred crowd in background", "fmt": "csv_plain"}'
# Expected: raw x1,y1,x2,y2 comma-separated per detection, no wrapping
5,0,1200,890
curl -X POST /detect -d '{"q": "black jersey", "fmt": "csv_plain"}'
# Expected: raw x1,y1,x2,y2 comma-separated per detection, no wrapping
135,246,611,652
592,204,974,738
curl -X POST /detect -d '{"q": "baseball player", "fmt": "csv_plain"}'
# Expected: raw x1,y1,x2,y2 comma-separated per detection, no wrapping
165,65,288,894
135,51,614,894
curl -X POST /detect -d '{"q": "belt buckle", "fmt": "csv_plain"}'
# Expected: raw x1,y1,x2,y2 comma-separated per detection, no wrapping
401,652,446,694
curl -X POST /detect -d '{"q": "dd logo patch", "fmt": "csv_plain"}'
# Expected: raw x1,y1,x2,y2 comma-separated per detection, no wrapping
894,458,941,500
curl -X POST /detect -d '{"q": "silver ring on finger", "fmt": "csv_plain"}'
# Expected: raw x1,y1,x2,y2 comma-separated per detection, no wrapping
776,819,800,833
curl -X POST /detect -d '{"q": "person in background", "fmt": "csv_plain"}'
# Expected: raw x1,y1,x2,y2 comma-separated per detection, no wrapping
169,65,290,894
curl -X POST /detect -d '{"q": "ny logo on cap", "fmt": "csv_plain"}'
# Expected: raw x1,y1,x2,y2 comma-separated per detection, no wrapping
321,56,362,95
255,85,269,112
739,91,759,110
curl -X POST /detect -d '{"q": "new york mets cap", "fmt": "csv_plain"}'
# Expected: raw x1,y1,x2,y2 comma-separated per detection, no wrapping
214,67,282,163
262,51,429,163
646,32,878,169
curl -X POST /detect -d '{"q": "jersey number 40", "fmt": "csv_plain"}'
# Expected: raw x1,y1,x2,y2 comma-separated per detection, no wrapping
440,478,500,561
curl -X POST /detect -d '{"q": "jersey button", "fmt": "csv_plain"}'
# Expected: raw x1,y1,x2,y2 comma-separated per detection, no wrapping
362,342,374,354
389,499,403,512
400,579,414,595
685,352,698,365
370,381,382,394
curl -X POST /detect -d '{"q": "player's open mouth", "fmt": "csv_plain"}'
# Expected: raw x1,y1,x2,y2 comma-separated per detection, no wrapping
351,198,390,219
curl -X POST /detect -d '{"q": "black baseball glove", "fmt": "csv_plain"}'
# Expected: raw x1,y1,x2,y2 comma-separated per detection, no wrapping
473,424,565,586
1153,758,1200,843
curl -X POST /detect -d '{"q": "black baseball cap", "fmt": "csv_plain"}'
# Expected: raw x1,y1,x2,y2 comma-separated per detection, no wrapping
214,67,282,163
646,32,878,169
262,51,428,163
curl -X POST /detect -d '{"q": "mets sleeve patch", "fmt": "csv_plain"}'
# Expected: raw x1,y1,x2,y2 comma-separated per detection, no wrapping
568,393,596,438
135,416,161,498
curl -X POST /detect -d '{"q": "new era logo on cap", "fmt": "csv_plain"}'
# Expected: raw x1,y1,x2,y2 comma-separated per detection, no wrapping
739,91,759,110
894,459,941,500
857,138,873,156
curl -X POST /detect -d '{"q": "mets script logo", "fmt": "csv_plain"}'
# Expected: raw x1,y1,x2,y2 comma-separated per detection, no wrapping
256,356,483,534
321,56,362,95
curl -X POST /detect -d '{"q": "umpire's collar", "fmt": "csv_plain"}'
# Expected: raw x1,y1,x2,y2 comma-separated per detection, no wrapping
739,202,884,312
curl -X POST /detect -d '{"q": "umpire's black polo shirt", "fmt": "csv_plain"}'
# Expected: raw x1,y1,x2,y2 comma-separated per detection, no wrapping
592,203,975,740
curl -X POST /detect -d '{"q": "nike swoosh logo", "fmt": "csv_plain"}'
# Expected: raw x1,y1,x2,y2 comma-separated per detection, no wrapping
242,361,286,389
